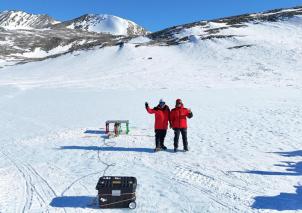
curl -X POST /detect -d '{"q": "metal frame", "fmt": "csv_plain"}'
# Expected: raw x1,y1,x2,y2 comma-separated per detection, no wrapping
105,120,129,136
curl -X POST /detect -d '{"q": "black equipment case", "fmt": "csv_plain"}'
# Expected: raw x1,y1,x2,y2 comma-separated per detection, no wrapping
96,176,137,209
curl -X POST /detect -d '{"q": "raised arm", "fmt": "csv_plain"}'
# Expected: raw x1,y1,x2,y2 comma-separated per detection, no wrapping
145,102,156,114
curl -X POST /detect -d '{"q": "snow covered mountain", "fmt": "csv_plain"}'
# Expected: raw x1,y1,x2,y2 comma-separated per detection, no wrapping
55,14,147,36
2,6,302,89
1,6,302,213
148,6,302,45
0,6,302,68
0,11,147,66
0,10,59,29
0,11,147,35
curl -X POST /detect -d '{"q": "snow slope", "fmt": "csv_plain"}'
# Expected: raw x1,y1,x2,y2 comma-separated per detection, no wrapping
1,15,302,89
1,8,302,213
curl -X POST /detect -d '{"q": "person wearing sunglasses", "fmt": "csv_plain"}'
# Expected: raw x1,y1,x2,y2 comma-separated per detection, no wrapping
145,99,171,152
170,99,193,152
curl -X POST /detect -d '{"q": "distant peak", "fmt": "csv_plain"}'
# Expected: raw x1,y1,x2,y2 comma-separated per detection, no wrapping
0,10,59,29
1,10,43,16
57,13,147,36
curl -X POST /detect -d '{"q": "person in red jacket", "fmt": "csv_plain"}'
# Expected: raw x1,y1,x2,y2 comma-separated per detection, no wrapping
145,99,170,152
170,99,193,152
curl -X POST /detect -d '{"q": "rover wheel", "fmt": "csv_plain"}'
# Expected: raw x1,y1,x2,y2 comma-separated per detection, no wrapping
129,201,136,209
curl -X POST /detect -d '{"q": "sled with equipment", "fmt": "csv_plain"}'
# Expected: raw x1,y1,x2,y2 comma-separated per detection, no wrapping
96,176,137,209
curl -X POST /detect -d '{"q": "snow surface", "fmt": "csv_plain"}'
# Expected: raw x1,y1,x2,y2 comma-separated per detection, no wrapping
128,36,151,44
1,14,302,213
0,39,14,46
11,44,74,59
174,22,227,39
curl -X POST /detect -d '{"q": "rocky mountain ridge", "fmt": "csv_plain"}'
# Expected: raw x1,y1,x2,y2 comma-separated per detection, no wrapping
0,6,301,68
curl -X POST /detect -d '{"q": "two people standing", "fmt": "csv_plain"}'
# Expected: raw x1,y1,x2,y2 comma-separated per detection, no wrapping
145,99,193,152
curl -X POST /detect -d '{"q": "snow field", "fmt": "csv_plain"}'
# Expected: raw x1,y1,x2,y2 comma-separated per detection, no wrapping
1,14,302,212
0,87,302,212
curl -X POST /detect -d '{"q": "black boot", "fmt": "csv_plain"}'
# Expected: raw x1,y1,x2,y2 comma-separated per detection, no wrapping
154,147,161,152
161,145,167,150
174,147,178,153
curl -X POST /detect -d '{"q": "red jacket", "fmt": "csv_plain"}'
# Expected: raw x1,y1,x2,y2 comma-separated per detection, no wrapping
170,105,193,129
146,105,170,130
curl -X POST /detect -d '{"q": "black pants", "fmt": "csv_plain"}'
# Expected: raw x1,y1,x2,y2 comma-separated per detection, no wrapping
174,128,188,149
155,129,167,148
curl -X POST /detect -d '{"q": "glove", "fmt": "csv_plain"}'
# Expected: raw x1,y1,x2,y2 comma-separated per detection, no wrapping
145,102,149,108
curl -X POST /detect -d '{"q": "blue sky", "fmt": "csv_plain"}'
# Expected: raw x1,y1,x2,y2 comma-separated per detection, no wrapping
1,0,302,31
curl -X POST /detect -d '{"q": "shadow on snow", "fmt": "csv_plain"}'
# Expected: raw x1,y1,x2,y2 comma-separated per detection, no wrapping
272,150,302,158
238,161,302,176
234,150,302,211
84,130,107,135
50,196,98,209
58,145,155,153
84,129,109,139
252,186,302,211
58,129,173,153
